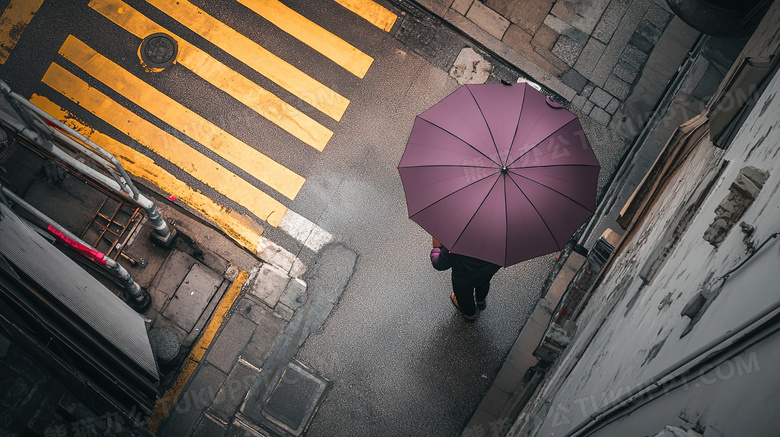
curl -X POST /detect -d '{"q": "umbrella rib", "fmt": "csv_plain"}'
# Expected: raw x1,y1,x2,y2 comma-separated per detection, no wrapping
509,171,596,213
450,174,502,250
507,173,562,249
416,117,501,167
504,174,509,265
507,118,580,168
409,171,500,219
398,164,499,169
514,163,600,170
506,85,529,167
465,85,503,165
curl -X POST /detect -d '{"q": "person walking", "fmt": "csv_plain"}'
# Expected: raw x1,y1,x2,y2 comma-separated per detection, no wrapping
430,237,501,322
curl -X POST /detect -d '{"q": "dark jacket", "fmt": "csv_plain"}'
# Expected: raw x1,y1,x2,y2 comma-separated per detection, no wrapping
430,247,501,277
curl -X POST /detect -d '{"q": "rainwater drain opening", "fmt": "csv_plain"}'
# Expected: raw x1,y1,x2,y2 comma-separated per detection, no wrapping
260,360,330,436
139,33,177,72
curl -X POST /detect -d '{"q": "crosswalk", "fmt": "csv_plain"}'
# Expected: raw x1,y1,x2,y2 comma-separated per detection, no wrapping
4,0,397,255
0,0,44,64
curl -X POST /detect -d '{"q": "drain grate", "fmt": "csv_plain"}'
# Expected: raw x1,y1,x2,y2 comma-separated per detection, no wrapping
260,361,329,436
139,32,177,71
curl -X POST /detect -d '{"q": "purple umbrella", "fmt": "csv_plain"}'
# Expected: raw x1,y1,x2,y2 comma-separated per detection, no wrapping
398,82,600,267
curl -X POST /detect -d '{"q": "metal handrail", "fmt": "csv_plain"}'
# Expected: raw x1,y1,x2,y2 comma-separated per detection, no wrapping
0,79,175,245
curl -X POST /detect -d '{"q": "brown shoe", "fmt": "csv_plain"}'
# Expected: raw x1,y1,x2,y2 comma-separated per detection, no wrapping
450,293,476,322
477,300,486,311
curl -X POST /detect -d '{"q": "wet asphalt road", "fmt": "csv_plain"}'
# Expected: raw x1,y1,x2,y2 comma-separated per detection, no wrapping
0,1,601,434
275,21,555,436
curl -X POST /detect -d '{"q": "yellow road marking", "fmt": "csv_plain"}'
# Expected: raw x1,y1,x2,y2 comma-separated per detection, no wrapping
333,0,397,32
89,0,332,152
147,269,249,432
0,0,45,64
31,95,268,251
58,36,304,201
41,63,288,227
146,0,349,121
237,0,373,78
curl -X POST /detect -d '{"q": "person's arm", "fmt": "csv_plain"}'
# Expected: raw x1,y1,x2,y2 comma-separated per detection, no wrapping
430,238,452,271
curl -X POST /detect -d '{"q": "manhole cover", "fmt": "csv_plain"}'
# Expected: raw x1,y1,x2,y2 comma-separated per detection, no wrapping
260,361,329,436
139,33,177,71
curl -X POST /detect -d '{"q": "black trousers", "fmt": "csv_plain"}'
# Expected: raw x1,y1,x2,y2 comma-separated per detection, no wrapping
451,263,500,316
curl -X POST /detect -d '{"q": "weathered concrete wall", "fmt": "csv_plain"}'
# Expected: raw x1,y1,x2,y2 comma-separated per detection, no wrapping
515,48,780,437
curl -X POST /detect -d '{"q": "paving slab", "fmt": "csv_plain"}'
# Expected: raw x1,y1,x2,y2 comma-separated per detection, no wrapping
163,263,224,332
643,1,673,29
466,1,510,39
620,43,650,68
240,312,287,369
451,0,473,15
192,414,228,437
590,105,612,125
561,68,588,93
235,296,273,326
184,281,230,347
210,359,261,422
147,250,198,312
274,304,295,322
582,99,595,115
488,0,553,34
590,0,651,86
606,97,621,114
159,364,226,437
530,23,559,51
604,73,631,99
278,278,308,311
590,86,613,108
613,59,641,83
503,24,566,77
551,1,575,22
416,0,454,16
570,94,588,111
551,35,584,66
248,263,291,308
636,19,663,47
228,415,270,437
206,313,258,374
592,0,631,43
543,14,574,36
574,37,606,76
443,9,578,100
564,0,612,35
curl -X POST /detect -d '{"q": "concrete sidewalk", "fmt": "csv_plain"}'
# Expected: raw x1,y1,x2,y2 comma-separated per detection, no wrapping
405,0,700,136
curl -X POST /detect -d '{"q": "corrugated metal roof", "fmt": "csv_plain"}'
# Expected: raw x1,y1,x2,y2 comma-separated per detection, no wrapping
0,203,158,377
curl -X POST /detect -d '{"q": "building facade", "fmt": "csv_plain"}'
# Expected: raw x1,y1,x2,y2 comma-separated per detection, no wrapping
512,2,780,436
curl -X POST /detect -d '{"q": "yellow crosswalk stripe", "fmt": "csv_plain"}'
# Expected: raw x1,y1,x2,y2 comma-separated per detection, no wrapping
146,0,349,121
30,95,267,251
57,35,304,201
41,63,288,227
89,0,332,152
332,0,397,32
237,0,373,78
0,0,45,64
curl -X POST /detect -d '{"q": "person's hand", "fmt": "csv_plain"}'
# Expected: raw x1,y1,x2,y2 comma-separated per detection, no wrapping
432,237,442,248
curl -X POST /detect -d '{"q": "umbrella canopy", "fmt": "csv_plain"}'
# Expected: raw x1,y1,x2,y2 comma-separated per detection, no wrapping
398,82,600,267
